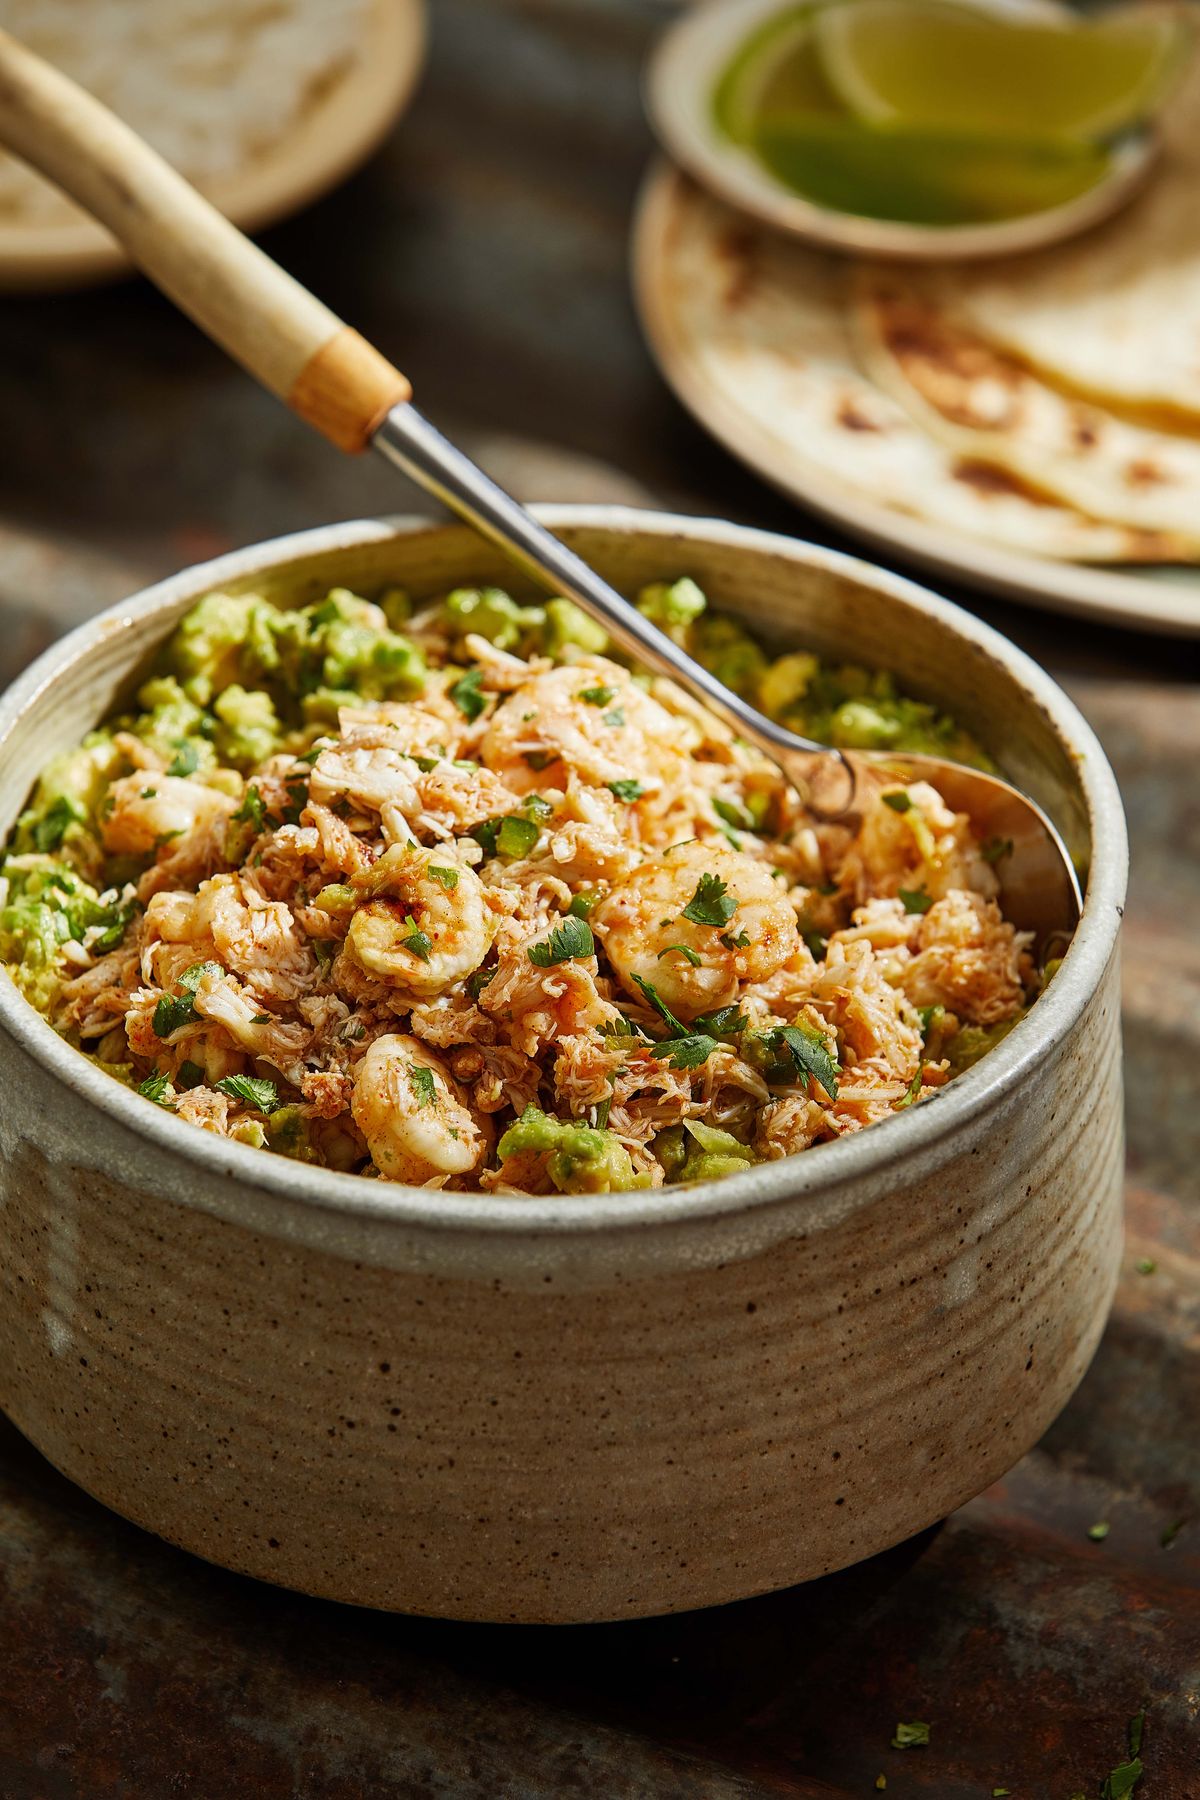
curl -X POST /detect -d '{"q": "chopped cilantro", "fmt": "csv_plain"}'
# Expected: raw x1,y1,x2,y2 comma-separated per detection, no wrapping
216,1074,280,1114
981,836,1014,864
764,1024,839,1099
630,973,687,1037
720,928,751,950
897,1067,924,1108
891,1721,929,1749
713,796,753,831
137,1069,174,1106
657,943,702,967
427,865,459,891
527,916,595,967
140,787,157,801
152,960,221,1038
1088,1520,1111,1541
409,1065,437,1108
601,708,625,728
803,929,828,961
523,749,556,771
250,1013,270,1024
651,1033,719,1070
579,684,615,706
410,753,440,773
692,1005,746,1036
882,789,912,813
496,815,539,858
176,1060,205,1090
232,784,266,830
681,872,738,928
401,917,433,963
166,741,200,778
450,667,487,721
608,779,646,803
899,887,932,914
281,780,308,825
467,967,495,1001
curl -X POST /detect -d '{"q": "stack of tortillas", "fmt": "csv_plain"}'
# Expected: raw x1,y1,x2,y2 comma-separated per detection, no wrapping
635,48,1200,597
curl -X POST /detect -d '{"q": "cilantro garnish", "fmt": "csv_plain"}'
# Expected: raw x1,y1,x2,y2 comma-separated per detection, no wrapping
897,1067,923,1108
891,1722,929,1750
232,785,266,830
176,1060,205,1090
692,1005,746,1036
899,888,932,915
721,928,751,950
882,790,912,813
166,741,200,778
401,917,433,962
682,872,738,928
281,780,308,825
527,916,595,967
523,749,556,772
607,779,646,803
713,797,753,832
467,967,495,1001
601,708,625,728
803,929,828,961
981,836,1014,864
630,972,687,1036
579,684,615,706
450,667,487,721
137,1069,174,1106
657,943,702,967
764,1024,839,1099
152,960,222,1038
409,1066,437,1108
91,896,139,954
651,1033,719,1071
427,865,459,891
140,788,157,800
216,1074,280,1114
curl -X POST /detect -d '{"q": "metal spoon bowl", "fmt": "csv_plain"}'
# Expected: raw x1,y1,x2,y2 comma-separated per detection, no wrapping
0,26,1080,951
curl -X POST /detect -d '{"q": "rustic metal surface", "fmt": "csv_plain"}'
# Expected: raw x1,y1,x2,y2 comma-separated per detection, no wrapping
0,1,1197,1794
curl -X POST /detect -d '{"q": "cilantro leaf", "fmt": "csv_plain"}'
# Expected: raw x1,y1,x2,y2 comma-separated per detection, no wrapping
427,865,459,891
166,741,200,778
891,1722,929,1750
152,960,222,1038
137,1069,174,1106
720,928,751,950
691,1005,746,1036
766,1024,839,1099
607,779,646,803
578,685,615,706
176,1060,205,1090
401,917,433,962
713,796,753,831
409,1065,437,1108
882,790,912,813
657,943,702,967
527,916,595,967
232,784,266,830
467,967,495,1001
897,1066,924,1108
803,928,828,961
899,887,932,915
629,972,687,1037
682,872,738,928
216,1073,280,1114
650,1033,719,1070
450,667,487,721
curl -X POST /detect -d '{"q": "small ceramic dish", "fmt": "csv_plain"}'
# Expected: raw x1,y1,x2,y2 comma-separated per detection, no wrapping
0,510,1127,1623
645,0,1159,261
0,0,426,292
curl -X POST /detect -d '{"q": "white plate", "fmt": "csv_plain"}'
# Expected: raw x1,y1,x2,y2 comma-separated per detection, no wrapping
0,0,426,292
631,162,1200,635
644,0,1160,262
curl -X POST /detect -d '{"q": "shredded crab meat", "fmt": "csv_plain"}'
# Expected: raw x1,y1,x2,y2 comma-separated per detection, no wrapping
4,579,1048,1194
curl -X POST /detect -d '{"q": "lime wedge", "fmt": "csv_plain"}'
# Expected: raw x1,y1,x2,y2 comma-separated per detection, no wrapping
814,0,1189,141
713,5,842,144
753,119,1111,223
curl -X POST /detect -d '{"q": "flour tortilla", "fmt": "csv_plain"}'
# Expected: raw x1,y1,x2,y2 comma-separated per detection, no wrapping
854,271,1200,545
651,180,1189,563
916,36,1200,424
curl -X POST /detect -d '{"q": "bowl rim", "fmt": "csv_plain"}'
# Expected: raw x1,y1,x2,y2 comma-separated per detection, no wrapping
0,506,1128,1238
642,0,1159,264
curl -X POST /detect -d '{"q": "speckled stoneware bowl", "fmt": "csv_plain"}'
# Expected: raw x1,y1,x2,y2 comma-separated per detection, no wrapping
0,509,1127,1624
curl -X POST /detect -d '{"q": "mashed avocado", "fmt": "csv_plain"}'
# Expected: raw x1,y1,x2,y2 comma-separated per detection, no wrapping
497,1105,649,1194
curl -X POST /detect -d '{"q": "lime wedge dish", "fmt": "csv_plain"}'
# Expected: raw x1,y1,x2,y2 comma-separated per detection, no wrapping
710,0,1192,229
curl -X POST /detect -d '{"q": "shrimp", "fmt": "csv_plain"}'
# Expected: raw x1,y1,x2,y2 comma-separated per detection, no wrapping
593,840,803,1019
309,734,521,837
102,773,236,857
345,844,497,996
350,1032,491,1184
146,873,316,1000
480,661,687,796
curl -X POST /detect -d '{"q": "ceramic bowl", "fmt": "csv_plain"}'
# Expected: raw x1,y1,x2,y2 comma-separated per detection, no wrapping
0,509,1127,1623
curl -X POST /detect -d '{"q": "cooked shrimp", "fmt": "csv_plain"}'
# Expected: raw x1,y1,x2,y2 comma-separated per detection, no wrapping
146,874,316,1000
350,1032,491,1183
594,841,803,1019
102,773,236,857
481,661,686,796
345,845,496,996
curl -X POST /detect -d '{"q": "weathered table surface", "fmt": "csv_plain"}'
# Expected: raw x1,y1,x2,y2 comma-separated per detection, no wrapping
1,3,1197,1795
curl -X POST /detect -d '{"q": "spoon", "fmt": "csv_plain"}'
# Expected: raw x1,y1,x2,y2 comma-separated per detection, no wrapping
0,28,1080,949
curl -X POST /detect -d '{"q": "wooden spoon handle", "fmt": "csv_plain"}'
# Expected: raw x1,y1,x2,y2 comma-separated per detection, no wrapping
0,28,411,451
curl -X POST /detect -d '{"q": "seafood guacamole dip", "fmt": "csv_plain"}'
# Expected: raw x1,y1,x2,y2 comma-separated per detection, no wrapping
0,579,1039,1193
